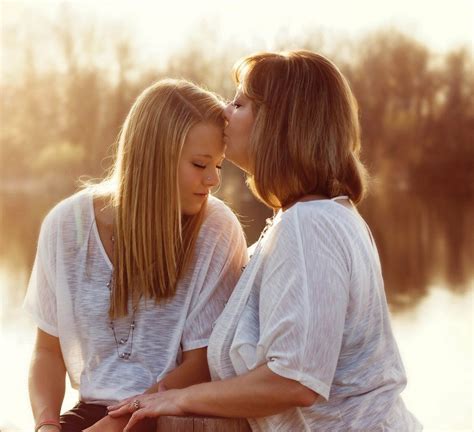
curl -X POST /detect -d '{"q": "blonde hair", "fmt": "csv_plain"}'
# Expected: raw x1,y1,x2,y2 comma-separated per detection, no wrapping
233,50,368,209
95,79,224,318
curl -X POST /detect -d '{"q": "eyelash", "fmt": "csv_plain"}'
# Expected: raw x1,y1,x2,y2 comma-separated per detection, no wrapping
193,163,222,170
232,101,241,108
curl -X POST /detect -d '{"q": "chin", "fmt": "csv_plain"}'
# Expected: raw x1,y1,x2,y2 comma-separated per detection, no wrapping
182,208,200,216
181,203,205,216
225,150,250,173
227,157,251,174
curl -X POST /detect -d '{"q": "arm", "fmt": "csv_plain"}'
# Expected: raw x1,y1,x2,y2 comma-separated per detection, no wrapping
111,210,347,429
180,363,318,416
29,328,66,430
146,347,210,392
84,347,210,432
108,364,318,429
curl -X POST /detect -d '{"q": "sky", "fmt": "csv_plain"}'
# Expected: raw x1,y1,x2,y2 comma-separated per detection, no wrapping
1,0,473,77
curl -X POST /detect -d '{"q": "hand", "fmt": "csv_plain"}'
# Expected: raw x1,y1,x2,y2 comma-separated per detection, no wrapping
107,389,187,431
106,381,166,414
106,382,166,414
83,414,130,432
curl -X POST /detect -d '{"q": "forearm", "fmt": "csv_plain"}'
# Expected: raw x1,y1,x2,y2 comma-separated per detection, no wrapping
29,349,66,422
146,349,210,393
96,350,211,429
179,364,318,418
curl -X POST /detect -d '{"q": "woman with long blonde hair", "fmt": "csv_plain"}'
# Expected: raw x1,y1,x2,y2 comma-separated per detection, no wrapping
25,79,247,432
110,51,421,431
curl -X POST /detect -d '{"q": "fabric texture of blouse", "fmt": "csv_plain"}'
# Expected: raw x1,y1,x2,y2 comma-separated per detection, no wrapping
207,199,422,431
24,190,248,405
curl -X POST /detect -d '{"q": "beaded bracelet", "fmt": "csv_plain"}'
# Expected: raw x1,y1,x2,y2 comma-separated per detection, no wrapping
35,419,61,431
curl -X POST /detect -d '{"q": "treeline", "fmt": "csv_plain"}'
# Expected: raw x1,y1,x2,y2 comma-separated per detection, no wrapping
1,20,473,307
1,24,472,197
345,32,473,196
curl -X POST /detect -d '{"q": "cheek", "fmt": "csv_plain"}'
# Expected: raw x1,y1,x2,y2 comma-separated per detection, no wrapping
235,111,254,141
236,117,253,146
178,166,201,193
245,114,254,136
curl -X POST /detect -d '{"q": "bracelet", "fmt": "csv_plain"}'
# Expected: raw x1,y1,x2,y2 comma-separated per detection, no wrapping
35,419,61,432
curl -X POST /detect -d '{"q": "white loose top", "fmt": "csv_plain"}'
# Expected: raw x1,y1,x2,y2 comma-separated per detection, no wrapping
24,190,248,405
208,199,422,431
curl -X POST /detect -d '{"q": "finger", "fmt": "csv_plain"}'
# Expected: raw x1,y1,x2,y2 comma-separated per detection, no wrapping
107,400,129,411
108,402,135,417
107,394,142,411
124,409,151,432
158,382,167,392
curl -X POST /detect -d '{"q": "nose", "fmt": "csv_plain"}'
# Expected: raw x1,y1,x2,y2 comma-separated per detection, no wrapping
204,169,220,188
223,102,233,122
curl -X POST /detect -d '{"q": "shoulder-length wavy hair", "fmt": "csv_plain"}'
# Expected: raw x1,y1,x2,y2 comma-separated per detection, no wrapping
94,79,224,318
233,50,368,209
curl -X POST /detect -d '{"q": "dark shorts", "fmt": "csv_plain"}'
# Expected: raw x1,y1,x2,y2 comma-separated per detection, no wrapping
59,401,155,431
60,401,107,432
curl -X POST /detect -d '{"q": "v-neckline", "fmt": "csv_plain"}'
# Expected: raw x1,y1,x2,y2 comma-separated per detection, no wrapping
89,194,114,270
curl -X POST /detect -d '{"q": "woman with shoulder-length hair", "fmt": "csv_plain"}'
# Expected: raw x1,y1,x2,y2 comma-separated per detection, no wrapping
110,51,422,431
24,79,248,432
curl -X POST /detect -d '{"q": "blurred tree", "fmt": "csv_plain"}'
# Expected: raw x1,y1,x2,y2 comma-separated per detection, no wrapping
413,48,474,195
53,14,104,176
347,31,433,185
1,17,472,306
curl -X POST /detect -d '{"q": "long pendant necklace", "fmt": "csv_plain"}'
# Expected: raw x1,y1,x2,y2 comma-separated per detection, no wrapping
108,234,138,360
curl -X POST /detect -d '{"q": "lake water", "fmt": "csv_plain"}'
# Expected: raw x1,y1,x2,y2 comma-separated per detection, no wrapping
0,189,472,431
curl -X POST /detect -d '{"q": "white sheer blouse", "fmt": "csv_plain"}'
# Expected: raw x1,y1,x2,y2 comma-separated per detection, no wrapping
208,198,422,431
24,191,248,405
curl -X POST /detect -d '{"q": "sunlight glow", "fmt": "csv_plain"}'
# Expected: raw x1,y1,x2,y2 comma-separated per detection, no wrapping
2,0,472,82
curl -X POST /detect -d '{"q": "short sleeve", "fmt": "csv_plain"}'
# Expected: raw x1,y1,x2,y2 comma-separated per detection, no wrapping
258,207,350,400
181,200,248,351
23,211,59,337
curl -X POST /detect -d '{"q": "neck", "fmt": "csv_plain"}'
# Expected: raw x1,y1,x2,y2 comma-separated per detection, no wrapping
93,195,115,228
281,194,329,212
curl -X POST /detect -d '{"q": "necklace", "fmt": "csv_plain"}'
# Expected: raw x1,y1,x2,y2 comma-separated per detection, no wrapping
108,234,138,360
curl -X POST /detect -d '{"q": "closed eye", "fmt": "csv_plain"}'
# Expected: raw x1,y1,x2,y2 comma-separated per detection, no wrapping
193,163,206,169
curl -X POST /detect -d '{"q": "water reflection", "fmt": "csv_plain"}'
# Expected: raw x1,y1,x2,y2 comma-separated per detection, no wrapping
0,299,77,432
392,286,473,431
0,183,473,430
1,182,473,310
360,191,474,309
223,185,474,311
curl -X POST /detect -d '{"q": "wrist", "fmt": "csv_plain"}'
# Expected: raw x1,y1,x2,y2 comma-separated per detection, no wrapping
37,425,61,432
35,420,61,432
177,387,193,414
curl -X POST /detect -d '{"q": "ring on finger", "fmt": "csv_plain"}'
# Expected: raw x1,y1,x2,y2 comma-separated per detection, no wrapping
132,399,140,411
